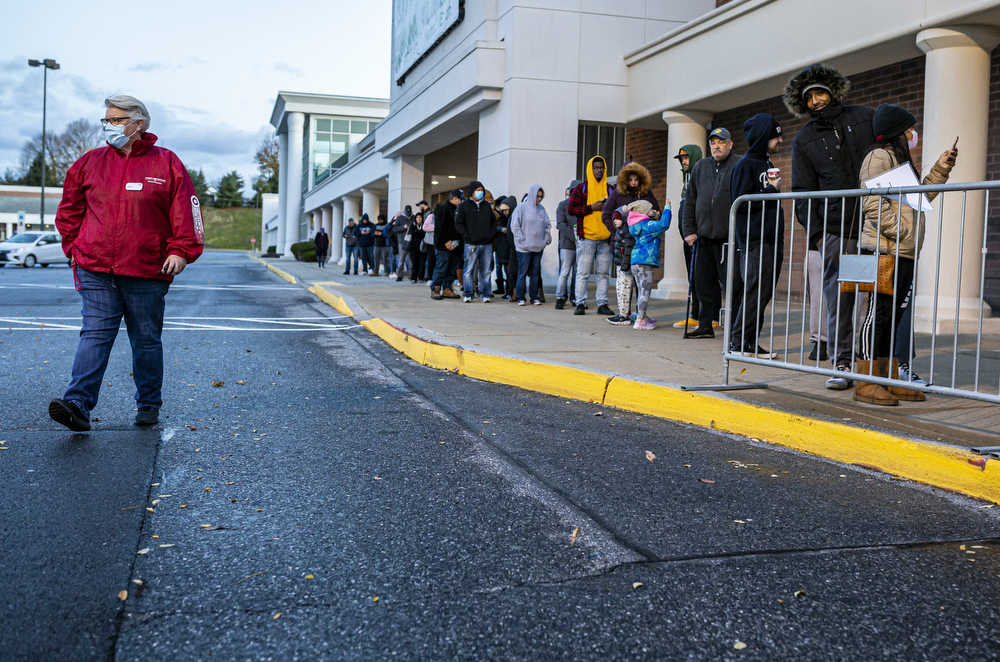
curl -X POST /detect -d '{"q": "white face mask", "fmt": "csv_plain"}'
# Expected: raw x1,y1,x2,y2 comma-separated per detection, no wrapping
907,130,919,151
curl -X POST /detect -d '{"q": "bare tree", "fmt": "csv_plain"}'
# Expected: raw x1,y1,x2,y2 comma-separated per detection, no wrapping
50,119,103,182
254,133,279,181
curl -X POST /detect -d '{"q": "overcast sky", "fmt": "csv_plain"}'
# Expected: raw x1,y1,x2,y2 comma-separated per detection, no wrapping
1,0,391,188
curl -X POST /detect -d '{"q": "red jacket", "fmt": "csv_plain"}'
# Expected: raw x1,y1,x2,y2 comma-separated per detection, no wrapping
56,133,204,282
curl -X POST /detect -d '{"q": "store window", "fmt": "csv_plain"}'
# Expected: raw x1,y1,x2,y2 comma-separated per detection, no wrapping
576,124,626,182
308,117,376,189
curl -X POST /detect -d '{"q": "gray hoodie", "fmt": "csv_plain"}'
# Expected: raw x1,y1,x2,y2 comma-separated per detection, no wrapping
555,179,582,251
511,184,552,253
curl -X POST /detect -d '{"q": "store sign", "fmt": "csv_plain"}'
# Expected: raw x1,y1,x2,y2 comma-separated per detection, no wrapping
392,0,461,83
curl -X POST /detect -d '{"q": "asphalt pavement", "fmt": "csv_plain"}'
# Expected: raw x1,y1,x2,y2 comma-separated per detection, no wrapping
2,252,1000,661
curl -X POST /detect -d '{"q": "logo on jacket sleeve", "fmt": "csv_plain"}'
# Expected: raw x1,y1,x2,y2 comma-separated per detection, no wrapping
191,196,205,244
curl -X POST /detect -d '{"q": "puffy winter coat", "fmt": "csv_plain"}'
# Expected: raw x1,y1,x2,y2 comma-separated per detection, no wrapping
612,207,636,271
859,148,951,260
628,208,671,269
604,162,660,227
791,101,876,244
56,133,204,281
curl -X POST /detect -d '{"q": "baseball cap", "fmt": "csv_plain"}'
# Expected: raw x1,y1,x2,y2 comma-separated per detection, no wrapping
709,127,732,141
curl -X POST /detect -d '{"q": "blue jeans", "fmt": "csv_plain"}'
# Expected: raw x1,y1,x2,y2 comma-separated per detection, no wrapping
344,245,360,272
432,248,461,289
360,245,374,272
64,268,170,418
516,251,543,302
556,248,576,300
574,239,612,307
463,243,493,299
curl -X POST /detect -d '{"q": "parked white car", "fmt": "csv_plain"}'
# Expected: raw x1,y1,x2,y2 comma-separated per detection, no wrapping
0,232,70,268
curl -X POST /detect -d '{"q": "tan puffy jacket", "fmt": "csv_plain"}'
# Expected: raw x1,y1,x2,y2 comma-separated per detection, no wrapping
859,148,951,260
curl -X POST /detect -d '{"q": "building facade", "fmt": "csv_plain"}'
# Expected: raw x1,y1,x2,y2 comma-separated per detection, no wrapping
269,0,1000,329
0,185,61,241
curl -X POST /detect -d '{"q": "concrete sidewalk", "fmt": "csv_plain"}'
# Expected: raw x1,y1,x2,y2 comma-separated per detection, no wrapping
256,254,999,448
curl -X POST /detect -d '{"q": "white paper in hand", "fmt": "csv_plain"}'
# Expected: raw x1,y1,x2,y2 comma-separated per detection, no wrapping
863,162,934,212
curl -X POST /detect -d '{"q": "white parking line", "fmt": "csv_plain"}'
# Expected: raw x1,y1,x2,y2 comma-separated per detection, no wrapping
0,316,359,332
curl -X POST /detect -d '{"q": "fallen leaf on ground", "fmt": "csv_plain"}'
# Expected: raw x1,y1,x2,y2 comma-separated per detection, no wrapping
372,597,379,603
204,488,212,492
594,411,603,417
204,525,228,531
121,505,140,510
224,482,235,485
273,612,282,620
699,479,716,484
645,451,656,462
569,527,581,544
373,477,383,480
236,570,269,584
794,590,806,598
236,381,245,385
305,575,314,579
151,500,160,506
145,508,155,513
980,504,994,509
137,548,149,555
132,579,143,585
188,426,198,431
734,520,746,524
179,505,187,509
118,590,128,601
212,381,224,387
734,642,747,650
159,544,174,548
632,582,643,589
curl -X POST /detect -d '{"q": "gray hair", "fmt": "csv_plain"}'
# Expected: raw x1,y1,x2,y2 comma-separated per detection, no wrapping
104,95,151,132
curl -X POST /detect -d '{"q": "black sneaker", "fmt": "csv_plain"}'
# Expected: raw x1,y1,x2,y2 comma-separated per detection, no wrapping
135,406,159,426
49,398,91,432
606,315,631,325
574,304,586,315
808,341,828,362
597,304,614,316
684,325,715,339
555,298,565,310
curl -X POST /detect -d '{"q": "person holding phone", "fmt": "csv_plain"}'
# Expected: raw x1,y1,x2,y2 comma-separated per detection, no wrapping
568,156,615,316
853,104,957,405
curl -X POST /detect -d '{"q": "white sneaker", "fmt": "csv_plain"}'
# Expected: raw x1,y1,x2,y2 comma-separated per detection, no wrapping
482,297,491,303
898,364,929,386
463,296,472,303
826,363,852,390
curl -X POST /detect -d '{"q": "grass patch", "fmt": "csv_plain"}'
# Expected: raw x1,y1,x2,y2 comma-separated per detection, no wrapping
202,207,261,250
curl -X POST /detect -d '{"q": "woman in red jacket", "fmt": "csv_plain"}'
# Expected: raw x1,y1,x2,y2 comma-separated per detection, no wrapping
48,95,204,431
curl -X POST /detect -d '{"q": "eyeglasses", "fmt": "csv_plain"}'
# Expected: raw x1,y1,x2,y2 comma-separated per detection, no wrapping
100,117,134,127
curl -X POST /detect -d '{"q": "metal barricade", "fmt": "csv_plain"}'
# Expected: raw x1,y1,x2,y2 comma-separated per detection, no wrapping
721,181,1000,404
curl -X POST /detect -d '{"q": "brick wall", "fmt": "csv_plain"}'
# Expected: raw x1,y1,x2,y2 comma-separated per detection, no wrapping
625,127,670,281
985,46,1000,312
711,55,927,303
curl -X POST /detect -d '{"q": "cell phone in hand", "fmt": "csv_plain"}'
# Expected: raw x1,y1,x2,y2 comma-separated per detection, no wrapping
953,136,960,150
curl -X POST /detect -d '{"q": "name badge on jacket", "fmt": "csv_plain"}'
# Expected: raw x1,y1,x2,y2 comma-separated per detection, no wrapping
125,182,143,191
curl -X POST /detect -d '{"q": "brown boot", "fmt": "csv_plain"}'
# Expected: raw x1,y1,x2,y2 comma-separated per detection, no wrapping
431,286,443,300
852,359,898,406
441,287,460,299
887,358,926,401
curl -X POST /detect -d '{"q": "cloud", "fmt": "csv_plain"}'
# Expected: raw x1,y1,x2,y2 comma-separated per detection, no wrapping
272,62,303,75
128,61,166,73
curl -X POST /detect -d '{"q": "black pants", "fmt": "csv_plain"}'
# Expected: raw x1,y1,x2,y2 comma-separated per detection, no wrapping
408,247,425,281
858,253,914,361
684,241,701,320
694,238,742,329
730,241,781,350
505,250,518,298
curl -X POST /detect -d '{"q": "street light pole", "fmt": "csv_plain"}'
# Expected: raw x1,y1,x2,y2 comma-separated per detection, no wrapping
28,59,60,229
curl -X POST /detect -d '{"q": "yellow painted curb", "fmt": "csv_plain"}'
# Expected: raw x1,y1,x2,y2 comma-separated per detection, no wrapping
362,319,608,403
603,377,1000,503
266,262,296,284
309,285,354,317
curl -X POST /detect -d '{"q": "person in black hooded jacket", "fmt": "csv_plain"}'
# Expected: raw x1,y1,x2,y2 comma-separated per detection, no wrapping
430,189,464,299
730,113,785,358
785,64,876,384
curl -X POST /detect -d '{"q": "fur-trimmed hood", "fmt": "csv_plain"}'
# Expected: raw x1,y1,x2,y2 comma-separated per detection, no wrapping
784,64,850,117
615,162,652,195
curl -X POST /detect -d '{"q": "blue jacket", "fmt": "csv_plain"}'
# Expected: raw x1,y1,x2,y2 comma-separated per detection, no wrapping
627,208,671,268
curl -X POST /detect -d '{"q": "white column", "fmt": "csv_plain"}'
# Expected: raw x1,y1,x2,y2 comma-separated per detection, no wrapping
361,187,381,223
914,27,1000,333
276,132,288,256
652,110,711,300
342,196,360,230
282,111,305,259
331,202,344,264
388,155,424,216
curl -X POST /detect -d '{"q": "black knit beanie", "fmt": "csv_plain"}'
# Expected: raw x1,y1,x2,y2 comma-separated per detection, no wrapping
449,188,464,200
873,104,916,142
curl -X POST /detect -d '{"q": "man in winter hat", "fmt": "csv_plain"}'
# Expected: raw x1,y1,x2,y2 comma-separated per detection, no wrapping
785,63,876,389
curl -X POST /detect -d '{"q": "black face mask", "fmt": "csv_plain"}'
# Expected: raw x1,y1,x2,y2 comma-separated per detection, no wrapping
809,99,844,124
